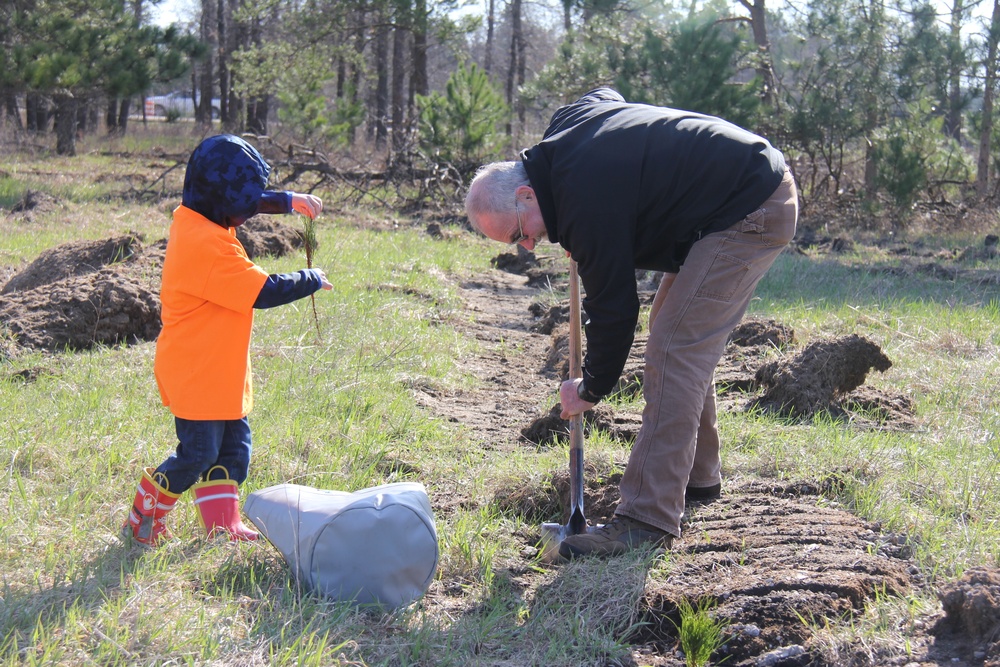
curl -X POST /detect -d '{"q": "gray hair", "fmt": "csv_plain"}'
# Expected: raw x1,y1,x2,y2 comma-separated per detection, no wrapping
464,161,530,233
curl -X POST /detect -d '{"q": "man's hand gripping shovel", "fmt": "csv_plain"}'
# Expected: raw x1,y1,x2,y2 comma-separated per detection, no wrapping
539,258,597,561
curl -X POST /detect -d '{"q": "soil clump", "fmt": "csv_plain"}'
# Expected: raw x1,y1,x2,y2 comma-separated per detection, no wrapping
752,333,893,417
934,567,1000,665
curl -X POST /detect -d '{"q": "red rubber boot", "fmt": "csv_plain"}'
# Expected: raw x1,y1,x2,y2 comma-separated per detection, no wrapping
123,467,181,546
191,467,258,542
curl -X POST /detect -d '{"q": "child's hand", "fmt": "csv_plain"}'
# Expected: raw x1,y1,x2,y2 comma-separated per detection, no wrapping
315,269,333,290
291,193,323,219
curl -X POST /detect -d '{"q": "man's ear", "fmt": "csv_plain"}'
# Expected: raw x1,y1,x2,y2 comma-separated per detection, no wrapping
514,185,534,202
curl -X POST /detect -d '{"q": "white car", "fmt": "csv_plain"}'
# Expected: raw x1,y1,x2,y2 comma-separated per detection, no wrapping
146,91,221,119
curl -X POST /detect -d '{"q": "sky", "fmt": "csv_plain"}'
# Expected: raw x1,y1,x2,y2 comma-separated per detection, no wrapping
148,0,994,34
149,0,193,28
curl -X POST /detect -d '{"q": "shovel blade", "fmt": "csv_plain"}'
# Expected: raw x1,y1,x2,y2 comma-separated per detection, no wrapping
538,520,601,562
538,521,568,562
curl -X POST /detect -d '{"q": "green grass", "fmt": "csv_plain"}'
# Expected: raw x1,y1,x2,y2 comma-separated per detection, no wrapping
2,142,1000,664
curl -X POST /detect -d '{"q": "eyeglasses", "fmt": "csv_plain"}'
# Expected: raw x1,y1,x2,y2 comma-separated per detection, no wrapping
510,200,528,245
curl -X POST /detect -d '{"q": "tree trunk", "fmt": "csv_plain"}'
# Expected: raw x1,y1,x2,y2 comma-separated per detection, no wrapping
739,0,776,108
515,1,525,135
946,0,965,140
54,94,77,156
392,22,408,151
106,98,131,135
217,0,230,125
977,0,1000,196
411,0,428,99
861,0,885,199
198,0,216,125
78,97,98,134
244,8,268,134
106,99,120,135
247,95,269,134
373,20,390,149
118,98,131,133
350,7,366,145
485,0,496,74
3,92,22,130
225,0,245,132
505,0,522,137
26,93,49,133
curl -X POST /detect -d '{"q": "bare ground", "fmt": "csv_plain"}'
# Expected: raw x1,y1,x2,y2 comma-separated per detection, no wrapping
3,228,1000,666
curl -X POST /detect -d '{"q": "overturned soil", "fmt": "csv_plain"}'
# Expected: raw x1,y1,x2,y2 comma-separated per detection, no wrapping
4,227,1000,665
416,246,996,666
0,218,304,358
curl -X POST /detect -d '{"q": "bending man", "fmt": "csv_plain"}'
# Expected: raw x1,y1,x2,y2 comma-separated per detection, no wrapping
465,88,798,558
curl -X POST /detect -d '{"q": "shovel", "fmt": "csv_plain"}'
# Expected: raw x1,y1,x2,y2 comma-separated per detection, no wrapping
539,258,597,561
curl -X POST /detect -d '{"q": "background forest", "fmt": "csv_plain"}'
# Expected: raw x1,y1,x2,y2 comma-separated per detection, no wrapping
3,0,1000,228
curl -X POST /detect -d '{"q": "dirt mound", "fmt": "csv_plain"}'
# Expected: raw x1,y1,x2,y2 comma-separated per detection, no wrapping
752,334,894,418
840,385,919,429
6,189,63,222
490,248,569,289
957,234,1000,262
521,403,643,446
235,217,305,259
540,325,572,379
793,228,856,254
1,233,143,294
933,567,1000,664
491,247,539,274
528,301,570,334
0,234,161,352
0,265,161,350
522,317,913,441
728,318,796,348
0,218,302,354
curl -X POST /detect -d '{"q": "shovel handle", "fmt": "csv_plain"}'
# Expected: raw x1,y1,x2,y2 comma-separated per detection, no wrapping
567,259,587,534
568,259,582,382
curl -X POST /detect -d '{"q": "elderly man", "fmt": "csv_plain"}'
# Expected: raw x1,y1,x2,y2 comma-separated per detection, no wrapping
465,88,797,558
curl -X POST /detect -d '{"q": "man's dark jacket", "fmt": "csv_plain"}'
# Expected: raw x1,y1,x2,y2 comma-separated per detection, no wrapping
521,88,785,398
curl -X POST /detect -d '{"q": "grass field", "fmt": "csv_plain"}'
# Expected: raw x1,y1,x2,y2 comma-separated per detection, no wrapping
1,126,999,666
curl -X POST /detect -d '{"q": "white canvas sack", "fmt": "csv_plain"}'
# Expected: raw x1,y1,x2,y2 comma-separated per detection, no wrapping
244,481,437,609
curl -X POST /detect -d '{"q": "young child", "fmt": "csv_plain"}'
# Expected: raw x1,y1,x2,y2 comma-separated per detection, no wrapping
123,134,333,546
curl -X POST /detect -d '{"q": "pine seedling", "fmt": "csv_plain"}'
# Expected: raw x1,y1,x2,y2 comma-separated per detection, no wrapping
672,597,728,667
302,212,322,342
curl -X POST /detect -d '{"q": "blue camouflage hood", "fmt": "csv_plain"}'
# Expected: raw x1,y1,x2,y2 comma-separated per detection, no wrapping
182,134,271,228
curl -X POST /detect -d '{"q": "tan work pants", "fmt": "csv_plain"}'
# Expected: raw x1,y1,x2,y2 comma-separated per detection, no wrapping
616,168,798,538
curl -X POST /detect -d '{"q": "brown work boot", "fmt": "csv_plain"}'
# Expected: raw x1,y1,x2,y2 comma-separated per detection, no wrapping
559,515,672,559
685,482,722,504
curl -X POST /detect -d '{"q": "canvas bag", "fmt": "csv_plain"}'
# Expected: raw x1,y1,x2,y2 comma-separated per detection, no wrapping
244,481,437,609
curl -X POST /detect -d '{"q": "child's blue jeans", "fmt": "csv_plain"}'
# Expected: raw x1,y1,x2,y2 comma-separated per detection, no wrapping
153,417,252,494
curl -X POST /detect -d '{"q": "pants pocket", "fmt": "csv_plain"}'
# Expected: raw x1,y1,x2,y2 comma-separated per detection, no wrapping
694,249,751,302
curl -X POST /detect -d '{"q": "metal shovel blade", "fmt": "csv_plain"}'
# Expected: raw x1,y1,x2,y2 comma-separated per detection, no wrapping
538,259,594,562
538,414,599,561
